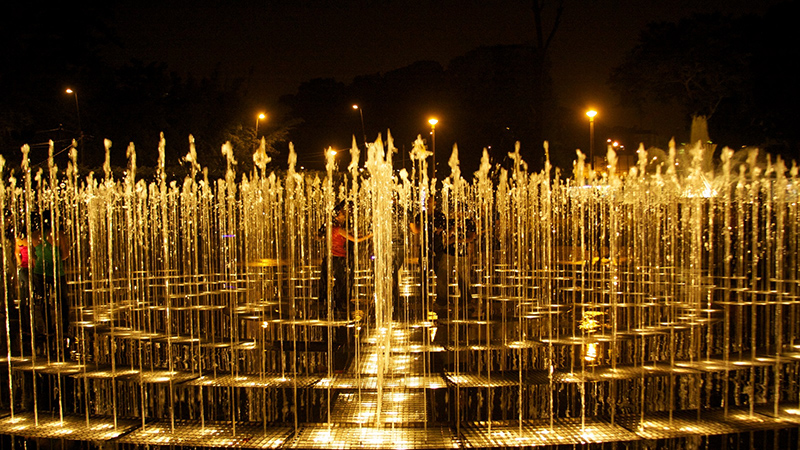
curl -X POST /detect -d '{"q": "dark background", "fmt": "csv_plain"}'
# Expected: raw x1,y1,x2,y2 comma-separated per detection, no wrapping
2,0,797,178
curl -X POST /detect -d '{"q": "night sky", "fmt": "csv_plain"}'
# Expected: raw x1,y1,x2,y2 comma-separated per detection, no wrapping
3,0,791,172
103,0,784,145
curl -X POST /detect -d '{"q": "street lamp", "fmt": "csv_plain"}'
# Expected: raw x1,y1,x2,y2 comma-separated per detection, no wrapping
428,118,438,180
352,105,367,149
586,109,597,169
256,112,266,138
65,88,82,145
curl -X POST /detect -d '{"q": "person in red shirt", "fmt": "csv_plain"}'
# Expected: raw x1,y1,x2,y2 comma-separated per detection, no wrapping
320,202,372,320
16,229,30,297
14,227,32,352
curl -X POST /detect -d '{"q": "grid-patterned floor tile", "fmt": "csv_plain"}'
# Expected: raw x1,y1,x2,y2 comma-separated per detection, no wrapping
0,412,139,441
460,419,639,447
287,424,459,449
330,390,428,424
117,419,292,448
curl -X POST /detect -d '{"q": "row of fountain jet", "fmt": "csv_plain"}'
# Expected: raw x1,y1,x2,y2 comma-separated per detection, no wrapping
1,134,799,448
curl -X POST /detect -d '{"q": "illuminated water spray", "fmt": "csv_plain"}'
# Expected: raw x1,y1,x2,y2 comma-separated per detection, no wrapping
0,137,798,449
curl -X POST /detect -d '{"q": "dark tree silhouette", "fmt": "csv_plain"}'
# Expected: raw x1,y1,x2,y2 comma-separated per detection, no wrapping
609,6,800,160
609,13,753,121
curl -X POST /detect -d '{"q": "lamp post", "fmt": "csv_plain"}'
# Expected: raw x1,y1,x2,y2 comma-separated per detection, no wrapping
428,118,438,181
65,88,82,145
352,105,367,149
586,110,597,170
256,112,266,139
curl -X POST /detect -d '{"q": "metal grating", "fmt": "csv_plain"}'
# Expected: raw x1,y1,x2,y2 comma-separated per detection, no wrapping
71,366,142,379
330,390,428,424
187,373,320,388
287,424,459,449
460,419,639,447
117,419,292,448
756,404,800,424
350,351,431,376
0,412,139,441
316,375,446,390
618,408,789,440
8,359,84,375
106,369,200,384
445,372,519,388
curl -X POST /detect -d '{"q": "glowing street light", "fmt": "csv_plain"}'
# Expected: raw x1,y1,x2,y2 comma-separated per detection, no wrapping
256,112,267,138
352,104,367,149
65,88,82,145
428,118,438,180
586,109,597,169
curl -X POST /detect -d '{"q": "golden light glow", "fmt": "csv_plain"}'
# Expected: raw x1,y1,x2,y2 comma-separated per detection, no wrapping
258,112,266,120
428,118,438,127
66,88,74,94
584,342,598,363
586,109,597,119
352,104,359,110
579,311,603,333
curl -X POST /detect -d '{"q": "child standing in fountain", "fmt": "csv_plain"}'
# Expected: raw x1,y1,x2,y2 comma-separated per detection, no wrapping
30,212,70,359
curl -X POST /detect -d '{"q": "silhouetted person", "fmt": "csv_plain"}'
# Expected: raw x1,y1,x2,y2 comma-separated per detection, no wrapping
30,212,70,360
2,210,19,355
435,214,477,321
409,196,446,322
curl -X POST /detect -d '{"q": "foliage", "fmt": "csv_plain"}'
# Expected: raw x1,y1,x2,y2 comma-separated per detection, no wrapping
609,5,800,159
219,118,301,177
609,13,753,120
0,4,296,177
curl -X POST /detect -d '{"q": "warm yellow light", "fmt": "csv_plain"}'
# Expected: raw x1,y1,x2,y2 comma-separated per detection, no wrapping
352,104,359,110
330,150,337,156
428,118,438,126
586,110,597,119
65,88,74,94
258,113,266,120
585,342,598,362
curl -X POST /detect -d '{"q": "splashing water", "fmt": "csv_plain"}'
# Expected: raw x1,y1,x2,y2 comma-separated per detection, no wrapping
0,135,799,448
